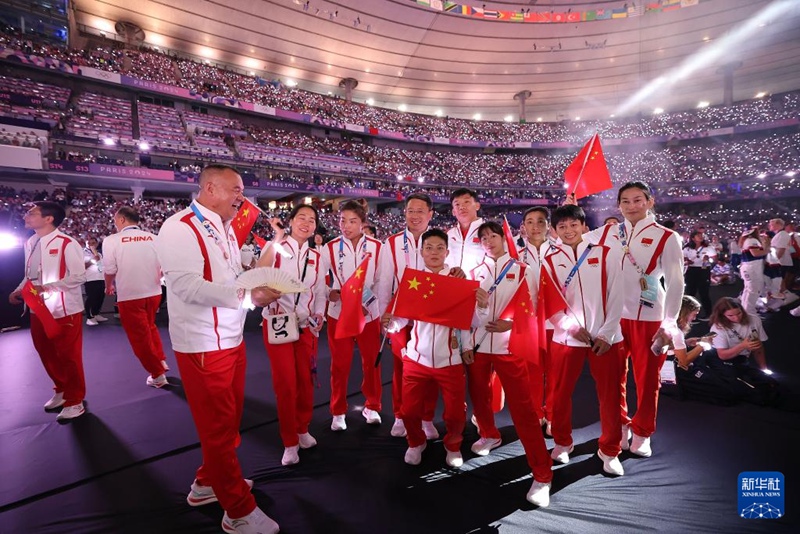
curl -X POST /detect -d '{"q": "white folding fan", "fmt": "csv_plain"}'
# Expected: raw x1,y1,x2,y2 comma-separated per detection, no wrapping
236,267,308,294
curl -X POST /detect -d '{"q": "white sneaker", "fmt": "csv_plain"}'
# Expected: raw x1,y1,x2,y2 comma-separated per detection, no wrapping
630,433,652,457
86,318,98,326
526,480,551,507
445,450,463,468
281,445,300,466
790,306,800,317
422,420,439,440
620,424,631,451
187,478,253,507
161,360,170,371
298,432,317,449
404,443,427,465
470,414,481,433
43,392,65,411
146,374,169,388
550,443,574,464
470,437,502,456
94,314,108,322
362,407,382,425
331,414,347,431
390,418,407,437
222,507,279,534
597,450,625,476
56,402,85,421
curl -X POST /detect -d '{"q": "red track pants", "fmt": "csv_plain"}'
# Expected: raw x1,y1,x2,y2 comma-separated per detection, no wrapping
118,295,166,377
620,319,665,438
389,326,436,421
327,316,382,415
31,312,85,406
175,342,255,519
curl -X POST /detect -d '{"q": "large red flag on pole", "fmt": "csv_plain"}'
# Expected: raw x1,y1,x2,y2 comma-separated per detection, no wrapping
392,268,479,330
21,280,61,338
232,199,261,248
335,257,370,339
563,133,613,199
538,266,569,320
503,215,520,260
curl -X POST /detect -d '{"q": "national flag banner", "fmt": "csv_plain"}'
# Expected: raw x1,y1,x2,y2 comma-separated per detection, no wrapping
500,280,539,361
502,216,520,260
252,233,267,249
539,267,569,320
553,12,566,22
232,199,260,248
430,0,443,11
444,2,458,12
335,258,370,339
563,133,613,200
21,280,61,338
392,268,479,330
567,12,581,22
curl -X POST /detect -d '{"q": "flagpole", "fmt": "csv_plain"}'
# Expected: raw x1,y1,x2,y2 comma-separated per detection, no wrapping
375,288,401,368
570,133,597,198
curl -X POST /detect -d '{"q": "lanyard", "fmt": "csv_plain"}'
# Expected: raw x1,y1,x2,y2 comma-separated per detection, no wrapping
403,229,411,267
26,236,42,281
563,245,593,290
338,236,368,282
191,203,233,264
618,222,645,276
487,260,515,295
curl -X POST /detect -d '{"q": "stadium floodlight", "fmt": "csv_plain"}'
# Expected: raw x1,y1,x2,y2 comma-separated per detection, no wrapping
398,104,408,112
138,141,150,151
697,101,710,109
103,138,116,146
0,232,21,251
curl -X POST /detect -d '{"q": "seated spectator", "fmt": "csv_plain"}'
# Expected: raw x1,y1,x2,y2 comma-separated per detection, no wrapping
710,255,737,285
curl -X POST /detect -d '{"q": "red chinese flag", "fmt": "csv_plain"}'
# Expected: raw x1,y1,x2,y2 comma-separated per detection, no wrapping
503,216,519,260
393,268,479,330
252,233,267,249
539,267,569,320
21,280,61,338
563,133,613,200
500,280,539,361
335,258,369,339
232,199,260,248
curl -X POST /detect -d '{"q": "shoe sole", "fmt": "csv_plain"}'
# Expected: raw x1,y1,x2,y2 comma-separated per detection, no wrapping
189,480,254,506
597,451,624,476
56,407,85,421
44,402,66,411
551,445,574,464
471,440,502,456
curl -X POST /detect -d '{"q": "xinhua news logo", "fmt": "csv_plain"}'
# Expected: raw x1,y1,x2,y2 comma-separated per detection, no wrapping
738,472,784,519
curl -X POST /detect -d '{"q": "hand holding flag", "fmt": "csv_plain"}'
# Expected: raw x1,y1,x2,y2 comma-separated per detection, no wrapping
21,280,61,338
232,199,261,248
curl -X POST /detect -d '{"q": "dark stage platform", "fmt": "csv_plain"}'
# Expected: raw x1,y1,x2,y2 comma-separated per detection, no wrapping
1,297,799,534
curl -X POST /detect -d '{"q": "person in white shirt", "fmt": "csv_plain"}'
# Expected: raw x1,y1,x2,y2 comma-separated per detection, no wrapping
83,236,106,325
8,201,87,421
767,218,792,299
376,193,438,439
543,205,626,476
445,188,485,276
463,221,554,508
682,231,716,318
382,229,488,470
579,181,684,459
240,235,256,270
320,200,384,432
103,206,168,388
255,204,326,467
155,165,280,534
738,227,768,314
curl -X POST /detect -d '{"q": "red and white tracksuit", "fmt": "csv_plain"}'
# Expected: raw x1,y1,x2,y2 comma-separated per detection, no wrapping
543,241,626,457
17,229,86,406
586,217,684,438
518,240,557,422
102,225,166,378
376,228,436,420
156,201,256,519
264,236,326,446
445,218,486,277
465,254,553,484
390,265,484,452
321,234,383,416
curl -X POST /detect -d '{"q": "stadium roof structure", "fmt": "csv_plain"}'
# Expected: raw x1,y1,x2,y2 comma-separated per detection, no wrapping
73,0,800,122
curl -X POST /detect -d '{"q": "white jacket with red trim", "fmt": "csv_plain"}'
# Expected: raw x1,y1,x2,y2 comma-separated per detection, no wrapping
464,253,534,355
376,228,426,315
320,234,383,322
392,264,486,368
18,229,86,318
445,218,486,277
543,241,623,347
518,240,558,331
585,215,684,328
155,202,249,353
102,226,162,302
264,235,326,326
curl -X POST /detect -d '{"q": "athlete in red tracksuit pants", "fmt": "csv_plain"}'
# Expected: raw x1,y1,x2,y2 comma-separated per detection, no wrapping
321,200,383,431
376,193,439,438
156,166,280,533
583,182,684,459
463,222,554,507
544,204,626,476
256,205,326,467
102,206,167,386
10,201,87,421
